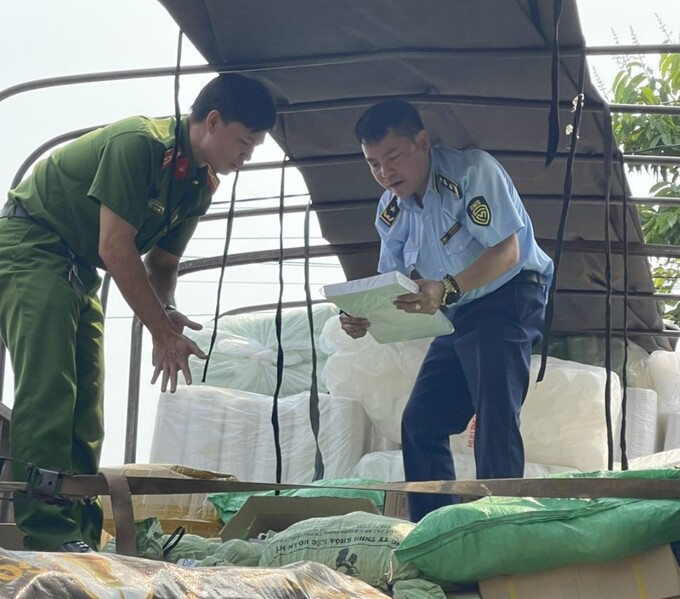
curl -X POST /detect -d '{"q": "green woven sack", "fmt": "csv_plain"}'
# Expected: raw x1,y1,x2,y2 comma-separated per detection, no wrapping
394,469,680,584
259,511,420,589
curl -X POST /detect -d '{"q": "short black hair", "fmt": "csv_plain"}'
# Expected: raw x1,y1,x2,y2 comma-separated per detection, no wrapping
354,100,424,144
190,74,276,132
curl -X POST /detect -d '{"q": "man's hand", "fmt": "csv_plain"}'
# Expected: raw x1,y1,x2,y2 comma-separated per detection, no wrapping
166,309,203,334
151,329,207,393
393,279,445,314
339,312,370,339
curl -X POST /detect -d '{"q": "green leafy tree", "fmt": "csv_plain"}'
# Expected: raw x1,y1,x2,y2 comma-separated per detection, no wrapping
609,41,680,324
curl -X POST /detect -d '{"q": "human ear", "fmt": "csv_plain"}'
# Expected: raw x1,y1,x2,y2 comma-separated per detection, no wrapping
415,130,430,152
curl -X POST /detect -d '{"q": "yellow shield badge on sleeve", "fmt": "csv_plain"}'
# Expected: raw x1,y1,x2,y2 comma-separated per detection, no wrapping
467,196,491,226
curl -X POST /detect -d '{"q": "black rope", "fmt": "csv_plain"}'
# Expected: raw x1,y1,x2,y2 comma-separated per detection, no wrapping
545,0,563,167
537,50,587,383
201,172,239,382
271,156,288,486
602,104,615,471
304,202,325,481
619,150,631,471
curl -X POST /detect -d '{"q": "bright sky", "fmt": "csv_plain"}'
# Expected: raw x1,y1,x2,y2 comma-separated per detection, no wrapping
0,0,677,466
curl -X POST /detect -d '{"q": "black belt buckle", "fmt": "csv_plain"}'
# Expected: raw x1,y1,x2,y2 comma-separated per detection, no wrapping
67,250,86,297
512,270,546,286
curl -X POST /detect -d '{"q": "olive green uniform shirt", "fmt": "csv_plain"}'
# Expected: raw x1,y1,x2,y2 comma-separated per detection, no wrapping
9,115,214,268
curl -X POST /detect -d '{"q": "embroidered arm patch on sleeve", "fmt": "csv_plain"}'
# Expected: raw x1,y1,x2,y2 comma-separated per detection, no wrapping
467,196,491,226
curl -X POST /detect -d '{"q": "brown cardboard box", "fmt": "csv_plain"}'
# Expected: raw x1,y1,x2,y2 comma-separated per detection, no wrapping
220,495,380,542
383,490,409,520
100,463,233,538
0,523,24,551
479,544,680,599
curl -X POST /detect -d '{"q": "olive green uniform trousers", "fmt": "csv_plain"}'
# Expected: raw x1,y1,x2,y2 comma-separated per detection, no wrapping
0,216,104,550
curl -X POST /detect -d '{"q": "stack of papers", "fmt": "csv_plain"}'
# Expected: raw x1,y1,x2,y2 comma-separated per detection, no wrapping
322,271,454,344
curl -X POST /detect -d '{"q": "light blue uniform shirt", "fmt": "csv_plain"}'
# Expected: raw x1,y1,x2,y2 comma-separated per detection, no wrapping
375,146,553,308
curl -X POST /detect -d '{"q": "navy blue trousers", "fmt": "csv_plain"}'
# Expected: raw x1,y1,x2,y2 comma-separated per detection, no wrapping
401,279,546,522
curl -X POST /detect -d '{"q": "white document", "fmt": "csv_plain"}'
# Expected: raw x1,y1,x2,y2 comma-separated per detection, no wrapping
322,271,454,344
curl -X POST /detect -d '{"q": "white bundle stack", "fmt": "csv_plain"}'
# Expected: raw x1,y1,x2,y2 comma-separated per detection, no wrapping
622,388,658,458
351,450,577,482
150,385,371,483
449,357,622,472
647,351,680,444
664,413,680,451
518,357,622,471
320,315,431,443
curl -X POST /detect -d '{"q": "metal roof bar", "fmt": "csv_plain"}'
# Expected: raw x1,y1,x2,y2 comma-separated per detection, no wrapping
3,40,680,103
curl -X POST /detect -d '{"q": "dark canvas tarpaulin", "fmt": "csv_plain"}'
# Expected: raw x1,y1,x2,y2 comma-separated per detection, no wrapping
158,0,671,351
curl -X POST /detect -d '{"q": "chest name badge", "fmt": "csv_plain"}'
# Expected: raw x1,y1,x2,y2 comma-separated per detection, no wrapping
437,173,461,198
440,221,462,245
148,199,165,215
379,195,400,227
467,196,491,226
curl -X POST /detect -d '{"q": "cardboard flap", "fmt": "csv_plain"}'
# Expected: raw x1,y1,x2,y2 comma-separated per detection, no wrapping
220,495,381,541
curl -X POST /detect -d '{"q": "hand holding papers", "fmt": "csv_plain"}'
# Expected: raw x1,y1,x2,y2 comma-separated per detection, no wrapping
322,271,454,344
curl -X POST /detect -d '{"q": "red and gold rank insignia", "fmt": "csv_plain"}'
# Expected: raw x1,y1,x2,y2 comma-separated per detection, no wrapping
467,196,491,226
162,148,189,179
379,195,400,227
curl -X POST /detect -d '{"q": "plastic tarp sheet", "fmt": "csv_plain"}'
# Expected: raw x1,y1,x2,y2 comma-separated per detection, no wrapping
0,549,389,598
150,385,371,483
157,0,672,352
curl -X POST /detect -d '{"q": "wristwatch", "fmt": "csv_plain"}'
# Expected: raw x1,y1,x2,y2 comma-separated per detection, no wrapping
441,274,462,305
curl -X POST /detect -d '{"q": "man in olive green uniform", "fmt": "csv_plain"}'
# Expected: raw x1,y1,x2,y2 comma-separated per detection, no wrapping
0,74,276,551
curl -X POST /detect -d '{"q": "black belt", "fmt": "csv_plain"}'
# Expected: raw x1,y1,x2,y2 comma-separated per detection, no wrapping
0,202,31,219
508,270,547,286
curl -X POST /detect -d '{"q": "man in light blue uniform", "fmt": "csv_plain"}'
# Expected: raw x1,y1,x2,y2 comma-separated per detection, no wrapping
341,100,553,521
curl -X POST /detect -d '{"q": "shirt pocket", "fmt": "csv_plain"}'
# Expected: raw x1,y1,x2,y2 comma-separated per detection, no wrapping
443,226,476,256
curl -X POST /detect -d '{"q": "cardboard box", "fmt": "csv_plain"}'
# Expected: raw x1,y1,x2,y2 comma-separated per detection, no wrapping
479,544,680,599
384,491,409,520
100,463,234,538
220,495,380,542
0,523,24,551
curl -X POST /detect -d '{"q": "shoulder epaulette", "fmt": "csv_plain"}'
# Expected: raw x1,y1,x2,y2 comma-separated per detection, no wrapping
379,195,400,227
436,172,461,198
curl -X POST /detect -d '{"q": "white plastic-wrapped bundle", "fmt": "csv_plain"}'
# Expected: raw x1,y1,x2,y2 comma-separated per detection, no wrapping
518,357,622,471
449,357,622,472
150,385,371,483
150,385,229,472
186,304,338,396
647,350,680,415
664,413,680,451
319,315,430,443
621,388,658,458
629,447,680,470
